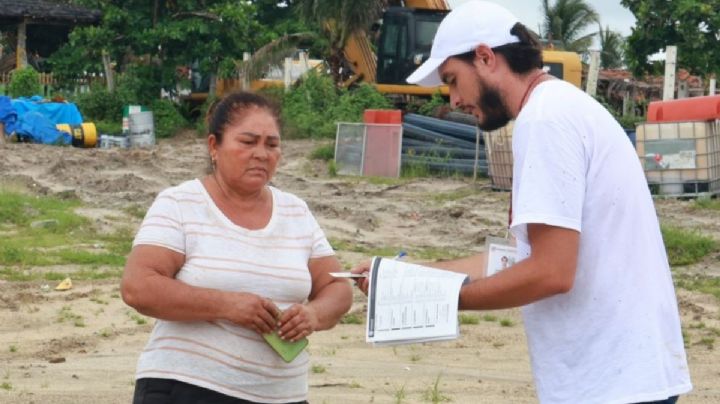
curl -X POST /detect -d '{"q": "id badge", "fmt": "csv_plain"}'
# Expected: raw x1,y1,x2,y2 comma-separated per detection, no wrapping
485,236,517,277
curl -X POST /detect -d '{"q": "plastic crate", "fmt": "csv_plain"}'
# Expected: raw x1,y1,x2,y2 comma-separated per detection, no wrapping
334,122,403,178
636,120,720,197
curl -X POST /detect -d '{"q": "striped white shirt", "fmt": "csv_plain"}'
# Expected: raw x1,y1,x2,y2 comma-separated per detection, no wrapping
132,179,334,403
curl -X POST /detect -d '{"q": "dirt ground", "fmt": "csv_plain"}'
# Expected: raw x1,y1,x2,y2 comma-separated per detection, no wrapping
1,133,719,403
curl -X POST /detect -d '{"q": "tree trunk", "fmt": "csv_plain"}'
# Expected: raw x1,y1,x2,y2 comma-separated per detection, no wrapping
102,50,115,92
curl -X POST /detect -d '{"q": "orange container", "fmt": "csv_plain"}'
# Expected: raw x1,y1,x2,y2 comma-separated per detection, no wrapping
647,95,720,123
363,109,402,124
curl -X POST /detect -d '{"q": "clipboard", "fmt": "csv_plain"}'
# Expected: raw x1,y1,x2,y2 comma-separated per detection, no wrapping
263,330,308,363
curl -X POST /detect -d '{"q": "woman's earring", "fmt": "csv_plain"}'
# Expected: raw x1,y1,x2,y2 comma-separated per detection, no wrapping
211,157,217,170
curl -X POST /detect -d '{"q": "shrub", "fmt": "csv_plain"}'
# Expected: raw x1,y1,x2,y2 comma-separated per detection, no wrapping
74,83,130,122
417,91,447,116
150,99,188,138
8,67,41,98
281,72,392,138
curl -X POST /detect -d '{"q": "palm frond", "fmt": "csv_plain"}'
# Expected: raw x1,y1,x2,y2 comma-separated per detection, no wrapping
241,32,317,81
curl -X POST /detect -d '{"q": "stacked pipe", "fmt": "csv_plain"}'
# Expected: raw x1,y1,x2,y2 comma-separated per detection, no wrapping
402,113,487,176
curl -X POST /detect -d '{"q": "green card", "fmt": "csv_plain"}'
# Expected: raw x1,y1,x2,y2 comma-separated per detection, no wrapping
263,331,308,363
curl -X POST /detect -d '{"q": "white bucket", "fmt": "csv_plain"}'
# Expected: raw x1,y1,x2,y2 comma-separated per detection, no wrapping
129,111,155,148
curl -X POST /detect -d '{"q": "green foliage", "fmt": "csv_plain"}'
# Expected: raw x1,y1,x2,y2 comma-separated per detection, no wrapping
74,83,130,122
621,0,720,76
310,143,335,161
282,71,391,138
8,67,41,98
94,120,123,136
661,225,717,266
150,99,188,138
598,24,625,69
297,0,384,84
417,92,447,117
693,198,720,211
540,0,600,53
48,1,289,94
458,313,480,325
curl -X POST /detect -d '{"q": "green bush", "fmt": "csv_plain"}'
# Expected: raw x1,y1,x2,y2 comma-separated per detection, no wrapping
281,72,392,138
74,83,130,122
94,120,122,136
8,67,41,98
310,143,335,160
150,99,188,138
417,91,447,116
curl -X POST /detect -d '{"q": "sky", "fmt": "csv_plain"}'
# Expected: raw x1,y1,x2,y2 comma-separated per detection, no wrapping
447,0,638,50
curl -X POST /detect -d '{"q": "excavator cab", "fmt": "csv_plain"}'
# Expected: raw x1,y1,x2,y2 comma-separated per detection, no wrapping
376,7,446,86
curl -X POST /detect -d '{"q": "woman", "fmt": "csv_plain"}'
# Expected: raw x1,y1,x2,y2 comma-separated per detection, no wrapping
122,91,353,404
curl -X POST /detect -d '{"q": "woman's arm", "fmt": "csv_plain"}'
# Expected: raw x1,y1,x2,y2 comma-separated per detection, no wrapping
121,245,280,333
278,255,353,341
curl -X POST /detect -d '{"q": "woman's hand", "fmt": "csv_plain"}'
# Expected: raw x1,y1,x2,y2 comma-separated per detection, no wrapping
350,259,372,295
278,304,319,342
225,292,281,334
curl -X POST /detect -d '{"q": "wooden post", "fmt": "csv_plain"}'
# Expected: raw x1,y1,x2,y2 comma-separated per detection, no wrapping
16,19,27,69
102,50,115,92
585,50,600,97
283,57,292,90
241,52,250,90
622,91,630,116
709,77,716,96
663,46,677,101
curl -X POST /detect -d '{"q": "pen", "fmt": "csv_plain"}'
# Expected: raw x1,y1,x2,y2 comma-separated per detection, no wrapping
393,251,407,260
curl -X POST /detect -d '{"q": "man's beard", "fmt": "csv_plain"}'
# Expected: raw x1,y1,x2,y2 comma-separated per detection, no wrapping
476,80,512,132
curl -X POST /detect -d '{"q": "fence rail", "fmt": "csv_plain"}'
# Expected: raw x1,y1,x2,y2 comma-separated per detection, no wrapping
0,72,106,96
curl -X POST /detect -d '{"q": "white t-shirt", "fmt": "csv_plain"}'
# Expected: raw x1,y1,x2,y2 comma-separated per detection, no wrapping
132,179,334,403
510,80,692,404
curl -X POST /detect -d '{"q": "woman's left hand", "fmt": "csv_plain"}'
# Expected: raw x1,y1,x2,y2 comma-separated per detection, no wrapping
277,304,319,342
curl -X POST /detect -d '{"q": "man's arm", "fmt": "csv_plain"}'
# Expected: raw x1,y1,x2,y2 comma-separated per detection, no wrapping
459,223,579,310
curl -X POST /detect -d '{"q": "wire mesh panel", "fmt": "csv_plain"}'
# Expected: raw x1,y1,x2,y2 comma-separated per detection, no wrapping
335,123,366,176
335,123,402,177
483,121,515,191
636,120,720,197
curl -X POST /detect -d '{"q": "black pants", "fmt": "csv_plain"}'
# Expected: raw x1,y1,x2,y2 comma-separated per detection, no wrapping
634,396,679,404
133,378,309,404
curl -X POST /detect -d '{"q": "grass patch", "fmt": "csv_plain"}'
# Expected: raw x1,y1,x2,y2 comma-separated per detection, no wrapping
340,312,364,325
693,198,720,211
423,374,451,403
310,143,335,161
0,190,131,280
500,318,514,327
57,305,85,327
674,273,720,301
482,314,498,322
123,204,148,220
661,225,717,266
458,313,480,325
311,364,326,374
1,382,11,391
431,188,477,203
9,345,17,353
394,384,407,404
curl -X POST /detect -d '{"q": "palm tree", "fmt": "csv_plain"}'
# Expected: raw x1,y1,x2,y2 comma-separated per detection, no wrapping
540,0,599,53
598,24,624,69
297,0,384,85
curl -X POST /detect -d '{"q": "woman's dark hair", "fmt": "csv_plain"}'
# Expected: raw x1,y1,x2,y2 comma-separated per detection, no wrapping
206,91,282,144
454,23,543,75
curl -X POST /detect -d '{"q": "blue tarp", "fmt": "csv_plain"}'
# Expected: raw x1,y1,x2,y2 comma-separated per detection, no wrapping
12,96,83,125
0,95,80,145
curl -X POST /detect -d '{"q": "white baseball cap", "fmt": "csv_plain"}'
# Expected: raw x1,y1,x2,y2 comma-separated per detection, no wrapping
406,0,520,87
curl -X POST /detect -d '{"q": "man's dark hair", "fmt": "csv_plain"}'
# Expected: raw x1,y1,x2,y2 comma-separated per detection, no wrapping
454,23,543,74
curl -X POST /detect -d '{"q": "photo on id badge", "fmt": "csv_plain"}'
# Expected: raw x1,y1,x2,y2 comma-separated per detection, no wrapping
485,236,517,277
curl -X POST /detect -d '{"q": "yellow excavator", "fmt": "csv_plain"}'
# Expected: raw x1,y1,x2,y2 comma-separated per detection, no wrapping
195,0,581,100
343,0,582,96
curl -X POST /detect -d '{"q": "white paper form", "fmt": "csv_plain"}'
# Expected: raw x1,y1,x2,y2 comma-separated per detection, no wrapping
366,257,468,346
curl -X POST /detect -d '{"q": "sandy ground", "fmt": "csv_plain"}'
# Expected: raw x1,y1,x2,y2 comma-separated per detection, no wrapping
0,133,719,403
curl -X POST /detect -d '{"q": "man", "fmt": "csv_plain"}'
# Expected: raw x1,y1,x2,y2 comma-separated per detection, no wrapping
353,1,691,403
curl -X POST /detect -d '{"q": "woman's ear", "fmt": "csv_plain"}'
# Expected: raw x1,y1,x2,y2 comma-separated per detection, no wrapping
207,133,218,159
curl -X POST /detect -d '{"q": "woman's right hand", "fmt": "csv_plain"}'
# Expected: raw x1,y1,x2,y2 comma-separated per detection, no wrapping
350,260,372,296
224,292,281,334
